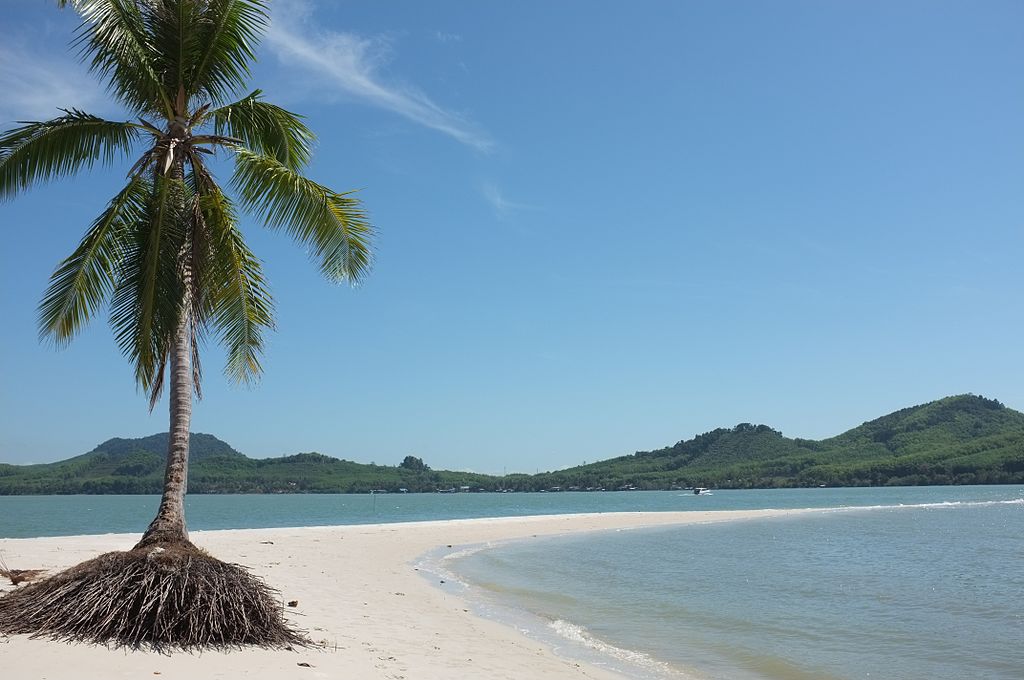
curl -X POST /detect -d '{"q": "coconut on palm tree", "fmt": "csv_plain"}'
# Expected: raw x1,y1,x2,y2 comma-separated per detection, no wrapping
0,0,371,647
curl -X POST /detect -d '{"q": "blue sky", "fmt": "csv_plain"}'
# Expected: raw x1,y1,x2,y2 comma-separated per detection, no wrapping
1,0,1022,472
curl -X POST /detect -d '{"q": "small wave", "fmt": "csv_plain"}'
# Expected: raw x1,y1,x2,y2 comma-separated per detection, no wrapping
411,542,502,594
548,619,681,677
440,543,494,562
825,498,1024,513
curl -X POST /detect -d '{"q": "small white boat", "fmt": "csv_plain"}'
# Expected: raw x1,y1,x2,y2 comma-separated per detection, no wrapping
693,487,712,495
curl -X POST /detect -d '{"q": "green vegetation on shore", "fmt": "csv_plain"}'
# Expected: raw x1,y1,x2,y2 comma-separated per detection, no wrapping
1,395,1021,494
528,394,1024,490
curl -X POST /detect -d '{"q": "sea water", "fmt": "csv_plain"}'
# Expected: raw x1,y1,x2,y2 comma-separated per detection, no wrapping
450,494,1024,680
0,485,1020,538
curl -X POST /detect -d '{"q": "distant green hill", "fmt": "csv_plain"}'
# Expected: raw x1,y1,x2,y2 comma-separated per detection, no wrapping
526,395,1024,490
1,394,1021,494
0,434,495,495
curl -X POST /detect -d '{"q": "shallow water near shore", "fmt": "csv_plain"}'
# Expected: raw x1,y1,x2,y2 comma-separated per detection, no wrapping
449,493,1024,680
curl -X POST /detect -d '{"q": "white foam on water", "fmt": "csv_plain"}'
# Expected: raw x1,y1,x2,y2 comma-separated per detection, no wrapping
824,497,1024,513
411,542,500,600
547,618,691,678
440,543,494,562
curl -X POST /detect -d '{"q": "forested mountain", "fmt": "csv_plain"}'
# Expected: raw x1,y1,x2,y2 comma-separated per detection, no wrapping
525,395,1024,490
0,436,493,494
1,395,1021,494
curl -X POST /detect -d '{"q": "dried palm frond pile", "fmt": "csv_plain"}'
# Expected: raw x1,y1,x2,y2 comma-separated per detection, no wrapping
0,544,307,650
0,554,47,586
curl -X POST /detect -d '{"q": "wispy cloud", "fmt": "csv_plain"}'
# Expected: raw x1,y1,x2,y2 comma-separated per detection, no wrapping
481,182,537,217
265,8,492,152
434,31,463,44
0,44,108,122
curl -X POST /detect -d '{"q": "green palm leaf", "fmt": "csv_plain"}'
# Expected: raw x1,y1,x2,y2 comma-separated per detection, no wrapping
39,176,150,345
189,0,268,105
109,174,189,392
229,147,373,283
0,111,140,200
197,182,274,384
145,0,204,99
212,91,314,170
71,0,174,116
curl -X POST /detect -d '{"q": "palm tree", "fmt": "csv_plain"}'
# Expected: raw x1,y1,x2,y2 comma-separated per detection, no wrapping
0,0,371,647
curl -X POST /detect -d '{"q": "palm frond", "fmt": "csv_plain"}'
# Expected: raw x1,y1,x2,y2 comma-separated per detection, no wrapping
0,111,139,200
144,0,203,104
211,91,313,170
109,174,189,393
146,346,170,409
189,0,267,105
39,176,150,345
199,183,274,384
71,0,174,116
229,147,373,284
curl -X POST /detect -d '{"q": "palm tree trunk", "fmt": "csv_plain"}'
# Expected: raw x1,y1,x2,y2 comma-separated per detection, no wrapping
135,313,194,549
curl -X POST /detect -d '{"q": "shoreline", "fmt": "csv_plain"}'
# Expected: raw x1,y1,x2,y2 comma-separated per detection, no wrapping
0,510,814,680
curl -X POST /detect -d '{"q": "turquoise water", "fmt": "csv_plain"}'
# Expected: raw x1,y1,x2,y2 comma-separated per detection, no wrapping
1,485,1021,538
451,490,1024,680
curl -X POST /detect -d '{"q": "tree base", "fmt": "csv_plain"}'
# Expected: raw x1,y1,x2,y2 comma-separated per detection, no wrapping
0,544,308,650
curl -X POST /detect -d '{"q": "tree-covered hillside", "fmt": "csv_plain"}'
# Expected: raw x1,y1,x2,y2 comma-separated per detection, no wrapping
0,436,494,494
1,395,1021,494
523,395,1024,490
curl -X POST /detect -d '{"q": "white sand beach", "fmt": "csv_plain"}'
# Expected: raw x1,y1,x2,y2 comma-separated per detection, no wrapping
0,509,810,679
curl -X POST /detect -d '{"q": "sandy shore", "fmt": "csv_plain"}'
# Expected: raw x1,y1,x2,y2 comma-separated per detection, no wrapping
0,509,810,679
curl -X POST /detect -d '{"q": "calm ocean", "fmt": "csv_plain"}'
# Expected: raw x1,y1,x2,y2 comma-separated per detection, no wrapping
448,488,1024,680
1,486,1021,679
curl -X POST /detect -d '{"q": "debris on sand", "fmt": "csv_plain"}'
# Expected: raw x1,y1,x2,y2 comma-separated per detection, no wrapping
0,555,46,587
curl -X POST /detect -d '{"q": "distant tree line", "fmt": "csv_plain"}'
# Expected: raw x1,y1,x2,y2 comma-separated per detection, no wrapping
2,395,1022,494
